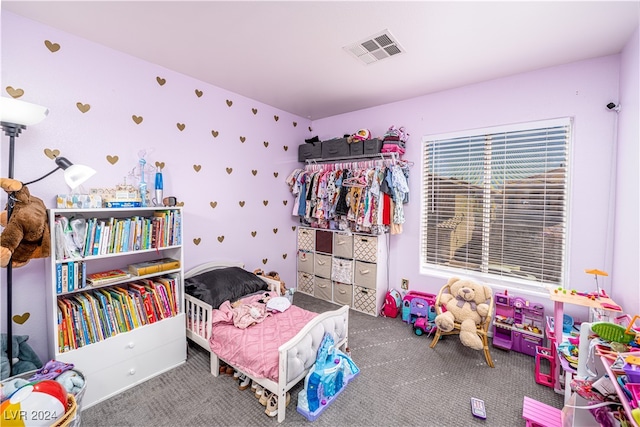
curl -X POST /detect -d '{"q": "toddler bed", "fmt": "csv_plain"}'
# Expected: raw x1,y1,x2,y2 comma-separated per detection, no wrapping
184,261,350,423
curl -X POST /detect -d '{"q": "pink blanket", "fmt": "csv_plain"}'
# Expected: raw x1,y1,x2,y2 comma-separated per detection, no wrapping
209,292,317,381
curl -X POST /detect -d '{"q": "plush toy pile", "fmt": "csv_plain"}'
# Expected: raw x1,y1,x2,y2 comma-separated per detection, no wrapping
0,178,50,268
433,277,493,350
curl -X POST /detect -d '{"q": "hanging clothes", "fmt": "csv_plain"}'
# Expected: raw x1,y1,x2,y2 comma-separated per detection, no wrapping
286,157,412,235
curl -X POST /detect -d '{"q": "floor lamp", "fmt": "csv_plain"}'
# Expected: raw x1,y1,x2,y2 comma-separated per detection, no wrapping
1,97,96,377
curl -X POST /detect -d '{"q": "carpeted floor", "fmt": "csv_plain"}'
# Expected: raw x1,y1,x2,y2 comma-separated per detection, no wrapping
80,292,563,426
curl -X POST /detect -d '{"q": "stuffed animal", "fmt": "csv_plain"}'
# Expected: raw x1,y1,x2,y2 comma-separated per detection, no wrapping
0,178,50,268
0,377,29,401
1,333,43,380
54,370,85,395
434,277,492,350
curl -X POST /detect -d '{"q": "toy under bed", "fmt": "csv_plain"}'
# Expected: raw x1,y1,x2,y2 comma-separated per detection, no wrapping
184,261,349,423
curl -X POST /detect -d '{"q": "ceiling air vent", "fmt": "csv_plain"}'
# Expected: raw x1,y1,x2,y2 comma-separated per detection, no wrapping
343,29,405,65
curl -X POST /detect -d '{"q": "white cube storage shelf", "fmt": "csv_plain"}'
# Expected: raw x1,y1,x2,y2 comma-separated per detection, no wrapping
295,226,388,316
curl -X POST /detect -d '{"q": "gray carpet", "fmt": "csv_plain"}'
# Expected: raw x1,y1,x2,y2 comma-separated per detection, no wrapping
81,292,563,426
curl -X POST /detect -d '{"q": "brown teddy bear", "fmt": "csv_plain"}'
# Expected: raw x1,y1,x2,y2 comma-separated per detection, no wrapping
0,178,50,268
434,277,492,350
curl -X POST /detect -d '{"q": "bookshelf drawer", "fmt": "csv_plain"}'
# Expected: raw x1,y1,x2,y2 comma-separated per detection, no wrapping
314,254,331,279
297,272,314,295
297,251,314,274
297,227,315,251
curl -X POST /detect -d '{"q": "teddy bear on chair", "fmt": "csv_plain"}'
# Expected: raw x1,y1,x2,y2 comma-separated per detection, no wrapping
434,277,492,350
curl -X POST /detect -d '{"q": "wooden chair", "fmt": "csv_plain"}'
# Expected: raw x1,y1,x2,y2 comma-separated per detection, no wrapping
429,282,495,367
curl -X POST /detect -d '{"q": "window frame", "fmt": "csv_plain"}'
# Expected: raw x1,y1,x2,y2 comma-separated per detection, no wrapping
419,117,573,293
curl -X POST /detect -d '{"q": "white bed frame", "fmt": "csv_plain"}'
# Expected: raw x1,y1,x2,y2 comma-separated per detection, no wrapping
184,261,350,423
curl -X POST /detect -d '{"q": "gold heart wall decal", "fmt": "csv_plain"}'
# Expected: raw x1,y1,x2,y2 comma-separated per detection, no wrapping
176,201,185,207
193,238,201,245
240,136,246,143
132,115,143,124
195,89,203,97
251,231,257,237
309,126,313,132
274,115,279,122
263,141,269,148
177,123,185,131
76,102,90,113
251,170,257,176
273,228,278,234
193,164,201,172
252,108,258,115
210,201,217,209
283,200,288,206
226,167,233,174
211,130,219,138
13,312,30,325
107,155,119,165
44,148,60,159
263,200,269,206
293,122,297,127
226,99,233,107
6,86,24,98
44,40,60,52
273,172,279,178
156,76,166,86
262,258,268,265
239,201,245,207
155,161,165,169
283,146,289,151
292,226,296,231
217,236,225,243
282,254,288,259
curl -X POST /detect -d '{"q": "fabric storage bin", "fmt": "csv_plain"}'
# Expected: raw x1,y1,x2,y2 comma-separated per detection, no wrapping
354,260,377,289
354,235,378,262
321,138,350,159
298,142,321,162
333,233,353,259
297,227,315,251
314,276,333,301
314,253,332,279
331,258,353,284
363,138,382,155
297,272,314,295
333,282,353,306
353,285,377,315
315,230,333,254
297,251,314,274
349,139,364,156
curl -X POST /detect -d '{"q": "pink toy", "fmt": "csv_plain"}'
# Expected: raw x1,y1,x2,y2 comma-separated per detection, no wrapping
401,291,436,324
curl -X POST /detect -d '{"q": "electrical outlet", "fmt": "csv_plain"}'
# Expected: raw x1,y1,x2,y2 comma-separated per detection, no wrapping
401,278,409,290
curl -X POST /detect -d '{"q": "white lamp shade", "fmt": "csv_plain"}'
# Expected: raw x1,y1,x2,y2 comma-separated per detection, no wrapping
0,97,49,126
63,164,97,189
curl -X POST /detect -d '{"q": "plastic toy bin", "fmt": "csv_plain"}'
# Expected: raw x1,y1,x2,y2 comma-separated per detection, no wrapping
624,363,640,383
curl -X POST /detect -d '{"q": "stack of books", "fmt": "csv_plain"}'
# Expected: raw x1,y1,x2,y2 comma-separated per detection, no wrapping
86,269,131,287
128,258,181,276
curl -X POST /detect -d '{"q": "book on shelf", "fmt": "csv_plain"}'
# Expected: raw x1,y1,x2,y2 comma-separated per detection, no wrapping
86,269,131,286
128,258,181,276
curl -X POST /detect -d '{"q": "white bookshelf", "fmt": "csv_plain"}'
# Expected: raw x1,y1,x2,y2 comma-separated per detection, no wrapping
45,207,186,410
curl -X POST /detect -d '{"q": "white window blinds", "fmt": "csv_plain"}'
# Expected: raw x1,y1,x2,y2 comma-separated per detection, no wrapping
421,118,570,288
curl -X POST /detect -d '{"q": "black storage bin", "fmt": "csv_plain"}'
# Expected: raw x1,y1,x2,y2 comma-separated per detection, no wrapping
298,142,321,162
321,138,350,159
349,139,364,156
363,138,382,155
315,230,333,254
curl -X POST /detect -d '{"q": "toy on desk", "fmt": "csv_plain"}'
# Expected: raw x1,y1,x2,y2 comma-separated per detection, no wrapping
585,268,609,299
297,333,359,421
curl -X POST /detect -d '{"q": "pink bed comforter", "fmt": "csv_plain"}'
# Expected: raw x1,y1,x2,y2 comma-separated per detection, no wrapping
209,292,317,381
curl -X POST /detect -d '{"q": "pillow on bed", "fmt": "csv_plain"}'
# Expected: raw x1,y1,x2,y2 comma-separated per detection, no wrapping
185,266,269,309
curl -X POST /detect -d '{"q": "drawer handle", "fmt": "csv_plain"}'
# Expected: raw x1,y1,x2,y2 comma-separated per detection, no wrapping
360,269,370,275
317,260,326,265
319,284,327,289
337,241,346,245
128,369,136,376
360,289,369,294
339,289,347,295
127,342,135,349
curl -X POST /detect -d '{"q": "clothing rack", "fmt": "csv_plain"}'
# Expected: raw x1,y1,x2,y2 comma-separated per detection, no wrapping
304,152,412,172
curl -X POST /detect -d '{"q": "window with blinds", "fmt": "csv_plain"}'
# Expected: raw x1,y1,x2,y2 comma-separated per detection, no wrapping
420,118,571,288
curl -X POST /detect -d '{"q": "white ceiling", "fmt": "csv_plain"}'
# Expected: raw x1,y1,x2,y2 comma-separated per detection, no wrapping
3,1,639,120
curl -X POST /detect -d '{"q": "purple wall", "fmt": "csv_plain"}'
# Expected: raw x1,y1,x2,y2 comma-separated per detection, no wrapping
313,54,635,320
1,11,638,362
1,12,309,360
